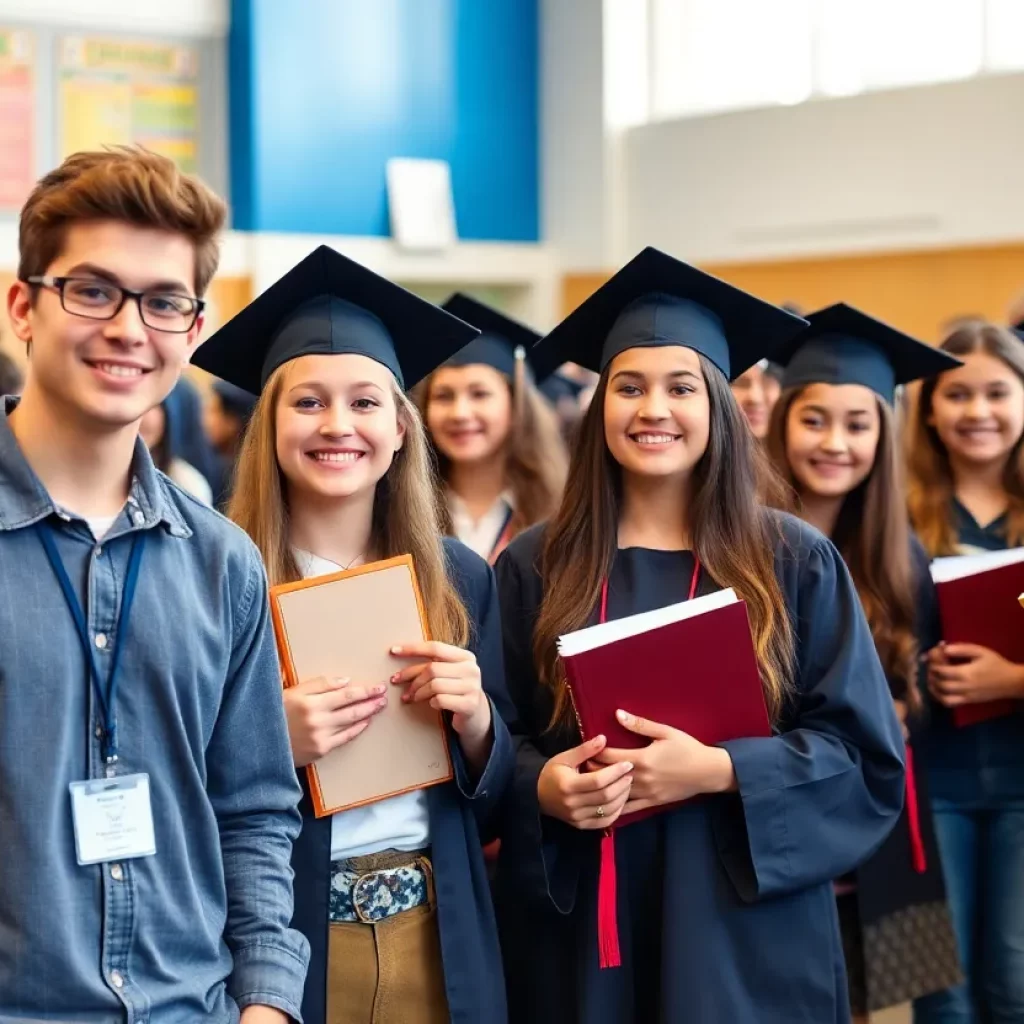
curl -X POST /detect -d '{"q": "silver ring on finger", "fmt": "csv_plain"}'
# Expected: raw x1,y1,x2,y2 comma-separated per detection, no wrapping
595,805,606,819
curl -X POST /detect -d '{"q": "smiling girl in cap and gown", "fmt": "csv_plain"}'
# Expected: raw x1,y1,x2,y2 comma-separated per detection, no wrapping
193,245,515,1024
414,294,567,565
765,304,964,1020
904,320,1024,1023
492,247,906,1024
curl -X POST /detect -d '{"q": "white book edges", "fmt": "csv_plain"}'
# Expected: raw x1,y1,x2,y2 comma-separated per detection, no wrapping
930,547,1024,584
557,588,738,658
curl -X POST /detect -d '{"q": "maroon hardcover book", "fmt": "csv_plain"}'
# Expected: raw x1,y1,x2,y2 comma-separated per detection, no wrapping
561,598,771,824
934,560,1024,727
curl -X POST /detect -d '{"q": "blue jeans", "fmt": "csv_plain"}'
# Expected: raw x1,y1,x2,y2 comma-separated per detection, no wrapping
913,802,1024,1024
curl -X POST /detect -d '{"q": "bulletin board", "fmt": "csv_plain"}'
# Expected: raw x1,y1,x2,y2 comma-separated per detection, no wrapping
0,28,35,210
58,36,200,172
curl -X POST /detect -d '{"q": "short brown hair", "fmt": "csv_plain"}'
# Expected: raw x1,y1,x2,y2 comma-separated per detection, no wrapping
18,146,227,297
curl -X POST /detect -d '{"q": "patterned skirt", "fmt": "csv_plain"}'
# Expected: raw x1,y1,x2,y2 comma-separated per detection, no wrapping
838,893,963,1014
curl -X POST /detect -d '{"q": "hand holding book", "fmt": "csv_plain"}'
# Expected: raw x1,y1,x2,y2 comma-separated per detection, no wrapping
390,640,493,771
925,642,1024,708
284,675,388,768
537,735,635,829
930,549,1024,725
271,555,454,817
592,709,737,816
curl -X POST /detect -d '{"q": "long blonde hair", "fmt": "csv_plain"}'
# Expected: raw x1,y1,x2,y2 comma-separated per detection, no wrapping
415,357,568,535
535,357,794,730
229,362,469,647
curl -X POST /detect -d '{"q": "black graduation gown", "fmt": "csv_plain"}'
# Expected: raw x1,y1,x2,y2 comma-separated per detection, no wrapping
847,537,962,1010
493,512,906,1024
290,539,515,1024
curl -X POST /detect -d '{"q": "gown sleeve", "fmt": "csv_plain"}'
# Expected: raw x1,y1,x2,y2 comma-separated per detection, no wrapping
494,536,586,914
443,541,516,840
713,529,907,903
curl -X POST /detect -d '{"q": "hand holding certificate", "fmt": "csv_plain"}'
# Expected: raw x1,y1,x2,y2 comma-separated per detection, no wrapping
271,555,453,817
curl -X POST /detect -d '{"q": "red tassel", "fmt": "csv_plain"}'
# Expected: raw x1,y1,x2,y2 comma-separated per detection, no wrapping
597,830,621,969
904,743,927,875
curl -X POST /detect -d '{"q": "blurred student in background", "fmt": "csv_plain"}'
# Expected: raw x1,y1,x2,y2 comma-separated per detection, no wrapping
907,321,1024,1023
205,378,255,461
539,367,588,441
730,357,782,439
0,350,23,396
416,294,567,564
766,304,963,1022
139,387,214,503
1008,290,1024,335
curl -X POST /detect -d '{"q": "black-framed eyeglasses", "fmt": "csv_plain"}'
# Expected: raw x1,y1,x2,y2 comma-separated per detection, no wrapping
26,275,205,334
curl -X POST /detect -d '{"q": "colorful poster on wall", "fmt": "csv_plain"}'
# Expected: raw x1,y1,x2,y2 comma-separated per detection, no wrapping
0,29,35,210
59,37,199,172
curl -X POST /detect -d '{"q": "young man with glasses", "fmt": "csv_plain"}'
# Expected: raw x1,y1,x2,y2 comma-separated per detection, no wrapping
0,148,309,1022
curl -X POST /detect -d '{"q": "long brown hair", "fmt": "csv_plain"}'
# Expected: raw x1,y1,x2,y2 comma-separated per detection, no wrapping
229,363,469,647
907,323,1024,555
768,386,919,707
415,358,568,534
534,353,794,729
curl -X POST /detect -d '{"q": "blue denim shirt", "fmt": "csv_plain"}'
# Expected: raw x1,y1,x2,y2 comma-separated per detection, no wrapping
0,400,310,1022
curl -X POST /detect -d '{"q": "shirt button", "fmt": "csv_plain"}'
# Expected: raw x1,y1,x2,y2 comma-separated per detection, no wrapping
95,633,108,650
132,511,145,526
110,969,124,989
95,726,103,739
110,863,123,882
94,546,103,558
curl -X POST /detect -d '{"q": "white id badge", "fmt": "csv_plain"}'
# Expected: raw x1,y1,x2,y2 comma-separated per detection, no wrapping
69,773,157,866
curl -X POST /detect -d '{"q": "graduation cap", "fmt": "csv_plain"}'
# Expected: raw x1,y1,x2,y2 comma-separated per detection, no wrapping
777,303,962,404
192,246,480,394
440,293,541,380
529,247,808,381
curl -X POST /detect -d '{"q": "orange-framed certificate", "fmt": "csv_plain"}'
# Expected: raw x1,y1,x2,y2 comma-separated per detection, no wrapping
270,554,452,818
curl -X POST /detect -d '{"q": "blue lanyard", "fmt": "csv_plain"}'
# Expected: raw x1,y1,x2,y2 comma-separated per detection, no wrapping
37,523,145,764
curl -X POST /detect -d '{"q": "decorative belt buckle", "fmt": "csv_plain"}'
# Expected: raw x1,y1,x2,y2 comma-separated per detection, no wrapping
351,860,430,923
353,867,389,924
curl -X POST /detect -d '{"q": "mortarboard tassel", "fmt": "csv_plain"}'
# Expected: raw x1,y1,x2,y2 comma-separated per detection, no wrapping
597,830,621,969
904,743,927,875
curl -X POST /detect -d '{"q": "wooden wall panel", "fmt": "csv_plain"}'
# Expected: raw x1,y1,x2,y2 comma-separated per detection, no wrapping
563,243,1024,344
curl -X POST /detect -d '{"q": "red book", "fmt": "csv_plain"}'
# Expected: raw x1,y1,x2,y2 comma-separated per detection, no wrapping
559,588,772,969
558,588,771,825
931,549,1024,727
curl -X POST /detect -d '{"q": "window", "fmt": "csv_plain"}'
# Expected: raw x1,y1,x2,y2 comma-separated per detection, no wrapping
616,0,1024,125
650,0,813,119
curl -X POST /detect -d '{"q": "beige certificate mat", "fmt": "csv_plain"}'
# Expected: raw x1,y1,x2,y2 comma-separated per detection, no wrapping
270,555,452,818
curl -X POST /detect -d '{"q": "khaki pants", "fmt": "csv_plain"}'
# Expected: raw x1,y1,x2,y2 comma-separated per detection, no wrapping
327,852,450,1024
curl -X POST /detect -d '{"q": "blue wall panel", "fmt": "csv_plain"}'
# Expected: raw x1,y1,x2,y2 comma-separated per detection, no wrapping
229,0,538,240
